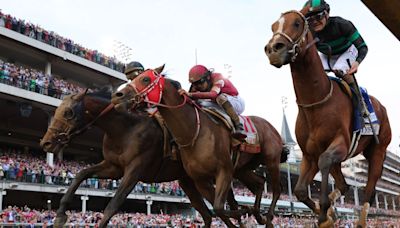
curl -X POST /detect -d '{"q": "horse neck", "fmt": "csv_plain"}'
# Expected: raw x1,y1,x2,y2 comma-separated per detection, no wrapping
289,35,331,106
157,83,199,146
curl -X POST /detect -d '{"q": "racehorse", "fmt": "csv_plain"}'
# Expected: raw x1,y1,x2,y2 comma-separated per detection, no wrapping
40,88,238,228
264,9,391,228
111,67,288,227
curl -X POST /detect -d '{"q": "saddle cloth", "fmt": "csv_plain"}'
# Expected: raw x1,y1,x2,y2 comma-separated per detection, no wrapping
329,77,380,135
196,100,261,153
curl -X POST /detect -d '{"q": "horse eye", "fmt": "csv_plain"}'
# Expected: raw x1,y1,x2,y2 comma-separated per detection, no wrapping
142,77,150,84
294,21,301,28
64,108,74,119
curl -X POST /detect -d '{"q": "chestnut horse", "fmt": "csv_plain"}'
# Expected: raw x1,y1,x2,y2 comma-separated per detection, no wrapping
265,10,391,228
40,88,238,228
112,67,288,227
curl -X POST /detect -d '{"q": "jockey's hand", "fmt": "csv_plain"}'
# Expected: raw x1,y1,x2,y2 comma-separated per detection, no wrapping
178,89,190,97
347,61,359,75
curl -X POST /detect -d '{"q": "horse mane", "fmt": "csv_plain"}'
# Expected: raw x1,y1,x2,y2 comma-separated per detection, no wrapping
87,86,112,101
166,78,182,90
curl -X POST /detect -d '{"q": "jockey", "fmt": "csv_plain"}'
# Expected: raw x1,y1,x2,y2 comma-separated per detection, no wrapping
182,65,246,140
303,0,368,116
124,61,145,81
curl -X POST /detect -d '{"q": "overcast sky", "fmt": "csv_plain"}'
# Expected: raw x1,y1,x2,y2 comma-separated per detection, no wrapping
2,0,399,153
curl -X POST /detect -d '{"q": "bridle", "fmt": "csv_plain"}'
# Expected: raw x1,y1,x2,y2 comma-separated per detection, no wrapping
126,70,201,148
48,98,114,147
272,10,317,62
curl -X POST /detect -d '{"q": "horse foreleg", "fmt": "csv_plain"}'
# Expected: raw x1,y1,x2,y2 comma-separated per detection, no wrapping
179,176,213,228
55,161,121,228
235,168,267,225
226,188,248,228
98,170,139,228
328,164,349,220
264,162,282,227
294,157,319,214
317,145,346,227
213,166,237,228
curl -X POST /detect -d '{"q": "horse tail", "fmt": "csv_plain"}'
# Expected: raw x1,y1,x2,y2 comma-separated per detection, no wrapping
280,144,289,163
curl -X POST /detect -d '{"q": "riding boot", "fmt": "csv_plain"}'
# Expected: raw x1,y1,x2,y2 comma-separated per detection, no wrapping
221,101,247,140
344,74,369,118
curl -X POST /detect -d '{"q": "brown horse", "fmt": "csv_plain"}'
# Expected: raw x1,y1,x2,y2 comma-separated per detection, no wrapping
111,67,288,227
265,10,391,227
40,88,221,228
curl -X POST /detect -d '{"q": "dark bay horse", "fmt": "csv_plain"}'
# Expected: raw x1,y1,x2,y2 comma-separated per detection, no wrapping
112,67,288,227
265,10,391,228
40,89,218,228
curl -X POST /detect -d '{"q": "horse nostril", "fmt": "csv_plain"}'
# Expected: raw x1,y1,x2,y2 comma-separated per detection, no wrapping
115,92,124,98
41,142,52,150
265,45,271,54
273,42,285,52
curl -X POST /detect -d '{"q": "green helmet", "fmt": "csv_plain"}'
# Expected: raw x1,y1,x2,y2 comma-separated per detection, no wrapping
303,0,330,17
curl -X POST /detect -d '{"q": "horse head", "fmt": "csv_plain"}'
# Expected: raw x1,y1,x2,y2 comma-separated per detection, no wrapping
265,9,313,67
40,91,87,154
112,65,168,113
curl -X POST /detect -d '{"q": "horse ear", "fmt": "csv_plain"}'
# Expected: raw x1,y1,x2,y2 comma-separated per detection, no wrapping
72,91,85,101
154,64,165,74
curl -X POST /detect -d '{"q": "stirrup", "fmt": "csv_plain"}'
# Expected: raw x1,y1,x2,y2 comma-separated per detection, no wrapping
232,128,247,141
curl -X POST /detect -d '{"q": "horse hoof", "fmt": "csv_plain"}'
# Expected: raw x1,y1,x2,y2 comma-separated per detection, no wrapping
327,206,337,221
355,222,365,228
54,214,68,228
254,215,268,225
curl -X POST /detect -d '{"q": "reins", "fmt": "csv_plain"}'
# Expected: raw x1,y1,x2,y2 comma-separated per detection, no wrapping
127,72,201,148
297,79,333,108
51,102,114,145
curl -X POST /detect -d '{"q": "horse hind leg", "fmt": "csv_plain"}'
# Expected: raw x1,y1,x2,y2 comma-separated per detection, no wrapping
55,161,121,228
235,168,267,225
264,161,283,228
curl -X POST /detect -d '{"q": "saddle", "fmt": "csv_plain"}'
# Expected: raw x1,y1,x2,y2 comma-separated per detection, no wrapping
196,100,261,154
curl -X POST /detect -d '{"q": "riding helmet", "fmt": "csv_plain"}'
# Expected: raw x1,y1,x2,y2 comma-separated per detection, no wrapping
303,0,330,17
188,65,211,83
124,61,144,75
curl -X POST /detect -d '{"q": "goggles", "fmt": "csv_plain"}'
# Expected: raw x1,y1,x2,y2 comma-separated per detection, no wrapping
307,11,326,22
192,77,208,86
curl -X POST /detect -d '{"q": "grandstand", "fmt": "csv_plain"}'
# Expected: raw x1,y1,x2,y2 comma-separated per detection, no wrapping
0,8,400,227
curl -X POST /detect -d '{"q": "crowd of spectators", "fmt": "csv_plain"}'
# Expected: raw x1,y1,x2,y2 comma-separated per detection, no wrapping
0,10,125,72
0,145,185,197
2,144,400,226
2,205,400,227
0,59,85,99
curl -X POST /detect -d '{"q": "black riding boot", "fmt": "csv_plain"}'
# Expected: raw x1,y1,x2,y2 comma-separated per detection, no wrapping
221,101,247,140
348,81,369,118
